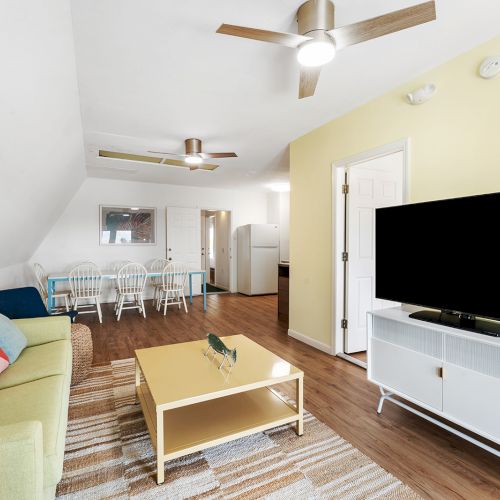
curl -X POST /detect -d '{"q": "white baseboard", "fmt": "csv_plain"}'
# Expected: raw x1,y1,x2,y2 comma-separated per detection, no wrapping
288,328,333,354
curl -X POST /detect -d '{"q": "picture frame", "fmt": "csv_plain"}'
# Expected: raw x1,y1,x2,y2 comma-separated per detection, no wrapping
99,205,156,245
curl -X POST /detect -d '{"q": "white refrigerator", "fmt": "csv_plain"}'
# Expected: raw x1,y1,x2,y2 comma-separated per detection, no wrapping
237,224,279,295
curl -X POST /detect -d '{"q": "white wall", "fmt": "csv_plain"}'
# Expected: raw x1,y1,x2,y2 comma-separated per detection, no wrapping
0,263,33,290
31,177,268,300
267,192,290,262
0,0,86,286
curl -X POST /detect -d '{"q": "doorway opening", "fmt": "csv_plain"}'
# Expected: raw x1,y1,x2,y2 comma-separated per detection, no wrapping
332,140,409,368
201,210,231,294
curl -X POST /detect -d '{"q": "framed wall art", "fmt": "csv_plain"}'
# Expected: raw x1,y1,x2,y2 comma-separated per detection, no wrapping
99,206,156,245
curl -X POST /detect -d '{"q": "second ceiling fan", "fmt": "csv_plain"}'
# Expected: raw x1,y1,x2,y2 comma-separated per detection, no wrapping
216,0,436,99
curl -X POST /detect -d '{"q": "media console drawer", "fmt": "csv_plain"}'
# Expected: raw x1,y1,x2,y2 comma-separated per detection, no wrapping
370,338,443,411
443,363,500,442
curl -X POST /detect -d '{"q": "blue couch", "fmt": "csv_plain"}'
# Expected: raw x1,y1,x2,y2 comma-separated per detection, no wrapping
0,287,77,321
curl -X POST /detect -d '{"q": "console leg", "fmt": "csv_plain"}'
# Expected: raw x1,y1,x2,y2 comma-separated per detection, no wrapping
377,386,393,415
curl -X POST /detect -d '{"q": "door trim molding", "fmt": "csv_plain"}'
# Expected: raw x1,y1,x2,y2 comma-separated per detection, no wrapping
201,208,235,292
331,139,410,357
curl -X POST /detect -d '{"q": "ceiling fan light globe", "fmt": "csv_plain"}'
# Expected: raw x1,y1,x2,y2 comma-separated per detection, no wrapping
185,155,203,165
297,39,336,67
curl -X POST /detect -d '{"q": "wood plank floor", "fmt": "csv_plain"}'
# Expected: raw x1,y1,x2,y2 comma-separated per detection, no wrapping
79,294,500,499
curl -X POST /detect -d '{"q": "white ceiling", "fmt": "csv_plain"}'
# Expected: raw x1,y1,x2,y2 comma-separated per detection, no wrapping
70,0,500,189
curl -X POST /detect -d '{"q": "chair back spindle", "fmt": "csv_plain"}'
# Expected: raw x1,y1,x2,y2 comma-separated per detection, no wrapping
162,262,189,291
69,262,103,299
117,263,147,295
150,258,169,287
32,262,48,298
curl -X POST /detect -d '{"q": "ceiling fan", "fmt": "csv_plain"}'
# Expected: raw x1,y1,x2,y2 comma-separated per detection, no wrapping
149,138,238,171
98,138,236,172
216,0,436,99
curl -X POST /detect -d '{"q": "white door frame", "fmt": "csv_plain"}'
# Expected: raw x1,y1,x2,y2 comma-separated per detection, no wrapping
331,139,410,363
200,208,233,292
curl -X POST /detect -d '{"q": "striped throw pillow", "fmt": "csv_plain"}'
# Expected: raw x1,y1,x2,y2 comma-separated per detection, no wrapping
0,348,8,374
0,313,27,365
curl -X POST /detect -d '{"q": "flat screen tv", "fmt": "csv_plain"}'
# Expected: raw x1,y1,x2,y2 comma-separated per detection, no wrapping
375,192,500,337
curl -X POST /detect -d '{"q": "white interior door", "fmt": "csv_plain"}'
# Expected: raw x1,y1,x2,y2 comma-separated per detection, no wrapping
166,207,201,293
345,151,404,353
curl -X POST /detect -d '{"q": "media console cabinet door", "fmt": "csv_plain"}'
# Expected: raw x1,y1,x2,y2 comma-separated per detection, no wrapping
371,338,443,410
443,363,500,443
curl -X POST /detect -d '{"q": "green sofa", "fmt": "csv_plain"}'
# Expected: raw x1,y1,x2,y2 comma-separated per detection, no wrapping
0,316,72,500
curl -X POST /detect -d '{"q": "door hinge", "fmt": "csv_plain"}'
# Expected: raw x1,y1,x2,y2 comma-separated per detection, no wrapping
341,319,348,329
342,184,349,194
341,252,348,262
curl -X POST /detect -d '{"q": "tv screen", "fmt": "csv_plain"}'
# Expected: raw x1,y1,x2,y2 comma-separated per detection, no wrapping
375,192,500,321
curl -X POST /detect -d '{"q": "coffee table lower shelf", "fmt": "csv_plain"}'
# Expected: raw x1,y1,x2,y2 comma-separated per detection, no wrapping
136,383,302,484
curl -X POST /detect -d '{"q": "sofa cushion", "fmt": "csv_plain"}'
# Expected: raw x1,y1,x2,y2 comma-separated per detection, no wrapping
0,313,27,363
0,375,70,488
0,340,71,390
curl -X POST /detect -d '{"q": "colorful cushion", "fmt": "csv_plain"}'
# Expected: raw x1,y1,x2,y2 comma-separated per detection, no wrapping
0,313,27,364
0,348,8,374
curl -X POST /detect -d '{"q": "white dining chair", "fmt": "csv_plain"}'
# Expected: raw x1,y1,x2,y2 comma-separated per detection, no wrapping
69,262,103,323
112,260,133,310
32,262,71,313
157,262,189,315
115,263,148,321
149,258,169,308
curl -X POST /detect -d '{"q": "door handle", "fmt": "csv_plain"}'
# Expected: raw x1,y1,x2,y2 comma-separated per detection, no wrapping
168,257,172,261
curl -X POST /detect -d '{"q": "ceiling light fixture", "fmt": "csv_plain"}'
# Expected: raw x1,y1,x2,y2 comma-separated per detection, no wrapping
297,36,336,67
185,155,203,165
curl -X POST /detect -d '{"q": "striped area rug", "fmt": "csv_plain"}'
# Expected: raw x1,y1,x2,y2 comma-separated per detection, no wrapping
56,359,419,499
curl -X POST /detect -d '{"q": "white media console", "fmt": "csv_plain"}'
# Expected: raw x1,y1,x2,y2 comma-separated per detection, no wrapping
367,307,500,457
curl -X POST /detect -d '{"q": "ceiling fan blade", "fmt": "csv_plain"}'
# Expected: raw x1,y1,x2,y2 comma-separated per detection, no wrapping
199,152,238,159
148,150,188,157
99,150,162,163
162,158,190,167
216,24,310,49
190,164,219,171
331,1,436,50
299,67,321,99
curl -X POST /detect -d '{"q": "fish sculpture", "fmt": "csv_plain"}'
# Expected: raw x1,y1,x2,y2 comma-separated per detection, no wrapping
205,333,237,370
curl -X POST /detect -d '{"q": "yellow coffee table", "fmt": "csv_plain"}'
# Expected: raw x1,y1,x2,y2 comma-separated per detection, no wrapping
135,335,304,484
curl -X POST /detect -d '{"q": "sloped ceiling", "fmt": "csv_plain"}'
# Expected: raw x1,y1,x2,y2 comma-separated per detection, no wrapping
0,0,86,269
70,0,500,189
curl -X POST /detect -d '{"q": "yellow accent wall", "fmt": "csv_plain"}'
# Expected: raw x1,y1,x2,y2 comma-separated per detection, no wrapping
289,36,500,350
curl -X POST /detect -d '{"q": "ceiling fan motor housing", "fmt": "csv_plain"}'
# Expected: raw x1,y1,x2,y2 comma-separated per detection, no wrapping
185,138,202,155
297,0,335,36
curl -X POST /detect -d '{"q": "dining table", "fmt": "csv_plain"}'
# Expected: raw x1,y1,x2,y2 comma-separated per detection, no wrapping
47,269,207,313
